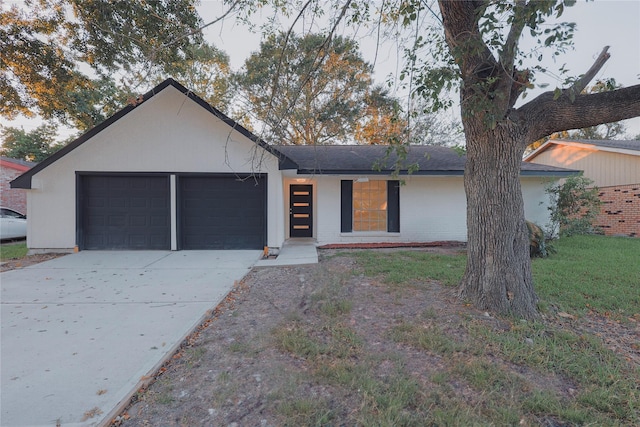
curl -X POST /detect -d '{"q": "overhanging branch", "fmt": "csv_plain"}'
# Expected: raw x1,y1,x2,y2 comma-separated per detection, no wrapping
570,46,610,95
520,84,640,143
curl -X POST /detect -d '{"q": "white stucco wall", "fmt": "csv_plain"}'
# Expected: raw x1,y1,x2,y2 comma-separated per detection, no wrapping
309,175,468,245
27,85,285,250
298,174,554,246
521,177,554,230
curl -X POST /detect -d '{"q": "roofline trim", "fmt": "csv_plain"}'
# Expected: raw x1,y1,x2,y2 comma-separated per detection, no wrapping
524,139,640,162
10,78,297,189
291,169,578,177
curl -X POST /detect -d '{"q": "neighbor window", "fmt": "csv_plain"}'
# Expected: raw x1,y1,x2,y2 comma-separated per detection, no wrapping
353,180,387,231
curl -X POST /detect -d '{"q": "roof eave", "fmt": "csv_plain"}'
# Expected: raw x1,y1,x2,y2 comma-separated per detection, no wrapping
10,78,298,189
519,170,580,177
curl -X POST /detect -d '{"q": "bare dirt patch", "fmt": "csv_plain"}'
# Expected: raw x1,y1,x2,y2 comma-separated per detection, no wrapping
109,247,638,426
1,252,68,272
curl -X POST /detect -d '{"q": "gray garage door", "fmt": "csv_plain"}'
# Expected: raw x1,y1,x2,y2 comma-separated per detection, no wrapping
80,175,170,250
179,175,266,249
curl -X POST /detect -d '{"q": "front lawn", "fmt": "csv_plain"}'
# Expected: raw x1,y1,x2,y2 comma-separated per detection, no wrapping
533,235,640,317
119,235,639,426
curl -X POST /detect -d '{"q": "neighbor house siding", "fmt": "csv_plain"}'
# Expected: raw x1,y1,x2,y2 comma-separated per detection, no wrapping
26,85,285,251
526,141,640,238
529,145,640,187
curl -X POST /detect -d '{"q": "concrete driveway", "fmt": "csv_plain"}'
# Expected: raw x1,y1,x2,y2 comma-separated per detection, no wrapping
1,250,261,427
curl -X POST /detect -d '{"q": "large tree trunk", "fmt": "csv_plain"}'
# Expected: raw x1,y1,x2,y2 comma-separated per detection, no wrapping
436,0,640,319
460,118,538,319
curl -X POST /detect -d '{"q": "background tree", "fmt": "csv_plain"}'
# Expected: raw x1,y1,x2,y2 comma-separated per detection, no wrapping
236,32,400,145
1,0,203,129
143,43,234,114
354,86,406,145
0,124,63,161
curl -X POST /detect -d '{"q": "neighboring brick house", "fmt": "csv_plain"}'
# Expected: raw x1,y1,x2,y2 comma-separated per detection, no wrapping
524,139,640,237
1,157,36,213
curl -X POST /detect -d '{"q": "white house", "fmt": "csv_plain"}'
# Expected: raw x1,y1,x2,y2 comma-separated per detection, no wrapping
11,79,576,252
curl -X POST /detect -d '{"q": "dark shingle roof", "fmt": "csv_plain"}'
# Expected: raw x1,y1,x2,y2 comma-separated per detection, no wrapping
1,157,37,168
274,144,578,176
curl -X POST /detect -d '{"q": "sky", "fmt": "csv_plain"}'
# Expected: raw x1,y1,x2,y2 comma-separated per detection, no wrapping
2,0,639,140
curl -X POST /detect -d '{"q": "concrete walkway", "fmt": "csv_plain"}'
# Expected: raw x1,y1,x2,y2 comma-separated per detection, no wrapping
1,250,261,427
254,238,318,267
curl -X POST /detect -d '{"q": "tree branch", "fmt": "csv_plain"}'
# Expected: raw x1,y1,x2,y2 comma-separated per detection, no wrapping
157,0,242,51
499,0,530,110
518,45,626,141
570,46,610,95
438,0,496,80
501,0,526,73
521,84,640,142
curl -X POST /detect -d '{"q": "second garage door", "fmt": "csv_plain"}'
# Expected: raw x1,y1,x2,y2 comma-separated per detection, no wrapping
179,175,267,250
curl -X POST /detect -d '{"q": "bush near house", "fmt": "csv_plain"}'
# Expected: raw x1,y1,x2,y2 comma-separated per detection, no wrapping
545,174,602,237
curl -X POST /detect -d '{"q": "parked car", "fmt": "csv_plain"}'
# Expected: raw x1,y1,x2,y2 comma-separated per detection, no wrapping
1,207,27,240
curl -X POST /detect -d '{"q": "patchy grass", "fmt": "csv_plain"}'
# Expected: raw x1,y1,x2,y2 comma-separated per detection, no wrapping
120,240,640,426
354,250,466,286
304,242,640,426
0,242,28,261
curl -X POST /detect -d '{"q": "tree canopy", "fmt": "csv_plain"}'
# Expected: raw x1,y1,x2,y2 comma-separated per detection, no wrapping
236,32,406,145
1,0,203,129
0,124,63,161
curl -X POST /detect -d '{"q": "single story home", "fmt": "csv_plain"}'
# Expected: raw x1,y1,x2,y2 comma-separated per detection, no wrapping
525,139,640,237
11,79,576,252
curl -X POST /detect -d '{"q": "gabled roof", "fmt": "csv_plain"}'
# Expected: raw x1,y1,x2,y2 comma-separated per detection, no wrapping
524,139,640,162
11,78,295,189
9,78,577,188
276,144,578,176
1,157,36,172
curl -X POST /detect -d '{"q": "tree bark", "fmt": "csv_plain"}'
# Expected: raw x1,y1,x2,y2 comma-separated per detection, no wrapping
460,117,539,319
521,84,640,142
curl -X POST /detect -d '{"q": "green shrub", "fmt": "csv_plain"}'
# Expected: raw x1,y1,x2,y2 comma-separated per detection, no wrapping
544,174,602,237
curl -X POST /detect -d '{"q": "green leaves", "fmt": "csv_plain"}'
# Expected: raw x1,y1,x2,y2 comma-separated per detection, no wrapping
1,0,202,125
544,174,602,237
0,124,63,162
236,32,395,145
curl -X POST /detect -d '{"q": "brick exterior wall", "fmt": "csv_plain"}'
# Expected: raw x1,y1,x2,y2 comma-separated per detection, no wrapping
1,164,28,213
594,184,640,238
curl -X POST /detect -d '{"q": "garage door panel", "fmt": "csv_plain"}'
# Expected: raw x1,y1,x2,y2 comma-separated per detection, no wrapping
180,176,266,250
80,176,170,250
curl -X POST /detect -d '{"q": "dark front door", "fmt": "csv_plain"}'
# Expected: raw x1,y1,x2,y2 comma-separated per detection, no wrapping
289,184,313,238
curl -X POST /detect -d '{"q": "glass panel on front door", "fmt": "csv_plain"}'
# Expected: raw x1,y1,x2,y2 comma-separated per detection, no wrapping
289,184,313,237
